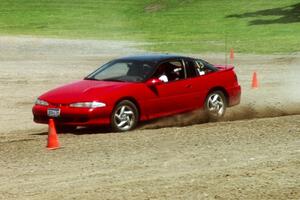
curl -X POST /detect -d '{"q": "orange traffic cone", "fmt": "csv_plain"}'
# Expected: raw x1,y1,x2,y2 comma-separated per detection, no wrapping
230,48,234,63
47,119,60,150
251,71,258,89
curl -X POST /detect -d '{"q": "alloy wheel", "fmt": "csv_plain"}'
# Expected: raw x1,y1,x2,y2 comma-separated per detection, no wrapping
111,100,138,132
206,91,226,119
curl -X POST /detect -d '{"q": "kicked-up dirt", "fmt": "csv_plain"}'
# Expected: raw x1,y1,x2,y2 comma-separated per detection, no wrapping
0,36,299,199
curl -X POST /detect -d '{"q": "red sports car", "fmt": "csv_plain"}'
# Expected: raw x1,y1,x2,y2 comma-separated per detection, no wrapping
33,54,241,132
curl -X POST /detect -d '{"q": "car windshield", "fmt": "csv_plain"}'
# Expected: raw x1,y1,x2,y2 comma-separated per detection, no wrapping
85,60,156,82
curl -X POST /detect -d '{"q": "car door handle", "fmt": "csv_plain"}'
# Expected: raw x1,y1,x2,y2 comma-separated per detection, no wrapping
185,84,192,88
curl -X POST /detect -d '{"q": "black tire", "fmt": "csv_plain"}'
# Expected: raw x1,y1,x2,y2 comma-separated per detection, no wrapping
205,90,227,121
111,100,139,132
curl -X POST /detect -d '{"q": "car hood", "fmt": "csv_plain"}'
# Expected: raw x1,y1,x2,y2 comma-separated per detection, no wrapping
39,80,131,104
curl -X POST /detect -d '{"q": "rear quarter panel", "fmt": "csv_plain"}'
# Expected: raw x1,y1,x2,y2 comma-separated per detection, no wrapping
194,67,240,107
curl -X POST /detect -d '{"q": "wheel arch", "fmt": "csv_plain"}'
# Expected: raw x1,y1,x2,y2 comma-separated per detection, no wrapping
207,87,229,105
114,97,141,121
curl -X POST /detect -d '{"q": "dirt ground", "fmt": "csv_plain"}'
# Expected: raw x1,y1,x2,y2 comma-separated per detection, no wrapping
0,36,299,199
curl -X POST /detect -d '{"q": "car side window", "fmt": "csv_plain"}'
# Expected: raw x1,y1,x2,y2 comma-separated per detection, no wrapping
185,59,217,77
153,60,185,83
195,60,217,76
195,60,206,76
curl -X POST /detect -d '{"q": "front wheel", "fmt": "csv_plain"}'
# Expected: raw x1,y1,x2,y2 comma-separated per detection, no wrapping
205,90,227,121
111,100,139,132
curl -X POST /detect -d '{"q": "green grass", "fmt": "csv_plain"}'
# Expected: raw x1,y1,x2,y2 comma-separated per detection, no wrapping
0,0,299,53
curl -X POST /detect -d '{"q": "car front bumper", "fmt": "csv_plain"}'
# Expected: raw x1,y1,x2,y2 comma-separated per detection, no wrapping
32,105,113,126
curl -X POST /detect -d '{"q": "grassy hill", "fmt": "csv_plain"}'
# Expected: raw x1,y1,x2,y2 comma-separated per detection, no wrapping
0,0,299,53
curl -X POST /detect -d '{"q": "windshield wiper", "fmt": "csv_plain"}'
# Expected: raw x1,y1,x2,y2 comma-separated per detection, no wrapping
102,78,126,82
84,77,98,80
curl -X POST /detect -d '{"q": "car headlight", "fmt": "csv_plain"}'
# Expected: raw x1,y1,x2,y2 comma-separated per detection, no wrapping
69,101,106,108
35,98,49,106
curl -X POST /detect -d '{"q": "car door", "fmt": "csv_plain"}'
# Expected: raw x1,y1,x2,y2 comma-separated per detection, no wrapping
183,58,207,109
146,59,195,118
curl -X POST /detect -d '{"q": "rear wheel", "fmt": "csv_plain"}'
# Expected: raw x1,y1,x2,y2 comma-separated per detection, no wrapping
205,90,227,121
111,100,139,132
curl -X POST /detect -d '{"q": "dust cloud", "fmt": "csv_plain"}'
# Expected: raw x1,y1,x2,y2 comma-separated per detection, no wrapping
141,102,300,130
142,55,300,129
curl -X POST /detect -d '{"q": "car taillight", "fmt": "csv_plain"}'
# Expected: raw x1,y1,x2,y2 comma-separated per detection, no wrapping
233,71,238,82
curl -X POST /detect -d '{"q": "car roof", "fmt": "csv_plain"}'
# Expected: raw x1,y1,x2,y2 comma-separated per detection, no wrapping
116,54,193,63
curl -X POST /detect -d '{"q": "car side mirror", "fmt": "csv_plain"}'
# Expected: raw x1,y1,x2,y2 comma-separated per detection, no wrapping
146,78,163,87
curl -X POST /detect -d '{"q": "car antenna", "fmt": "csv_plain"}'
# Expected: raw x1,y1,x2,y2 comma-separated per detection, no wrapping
224,29,228,67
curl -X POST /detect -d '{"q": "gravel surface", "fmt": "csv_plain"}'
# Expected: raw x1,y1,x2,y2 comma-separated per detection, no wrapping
0,36,299,200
